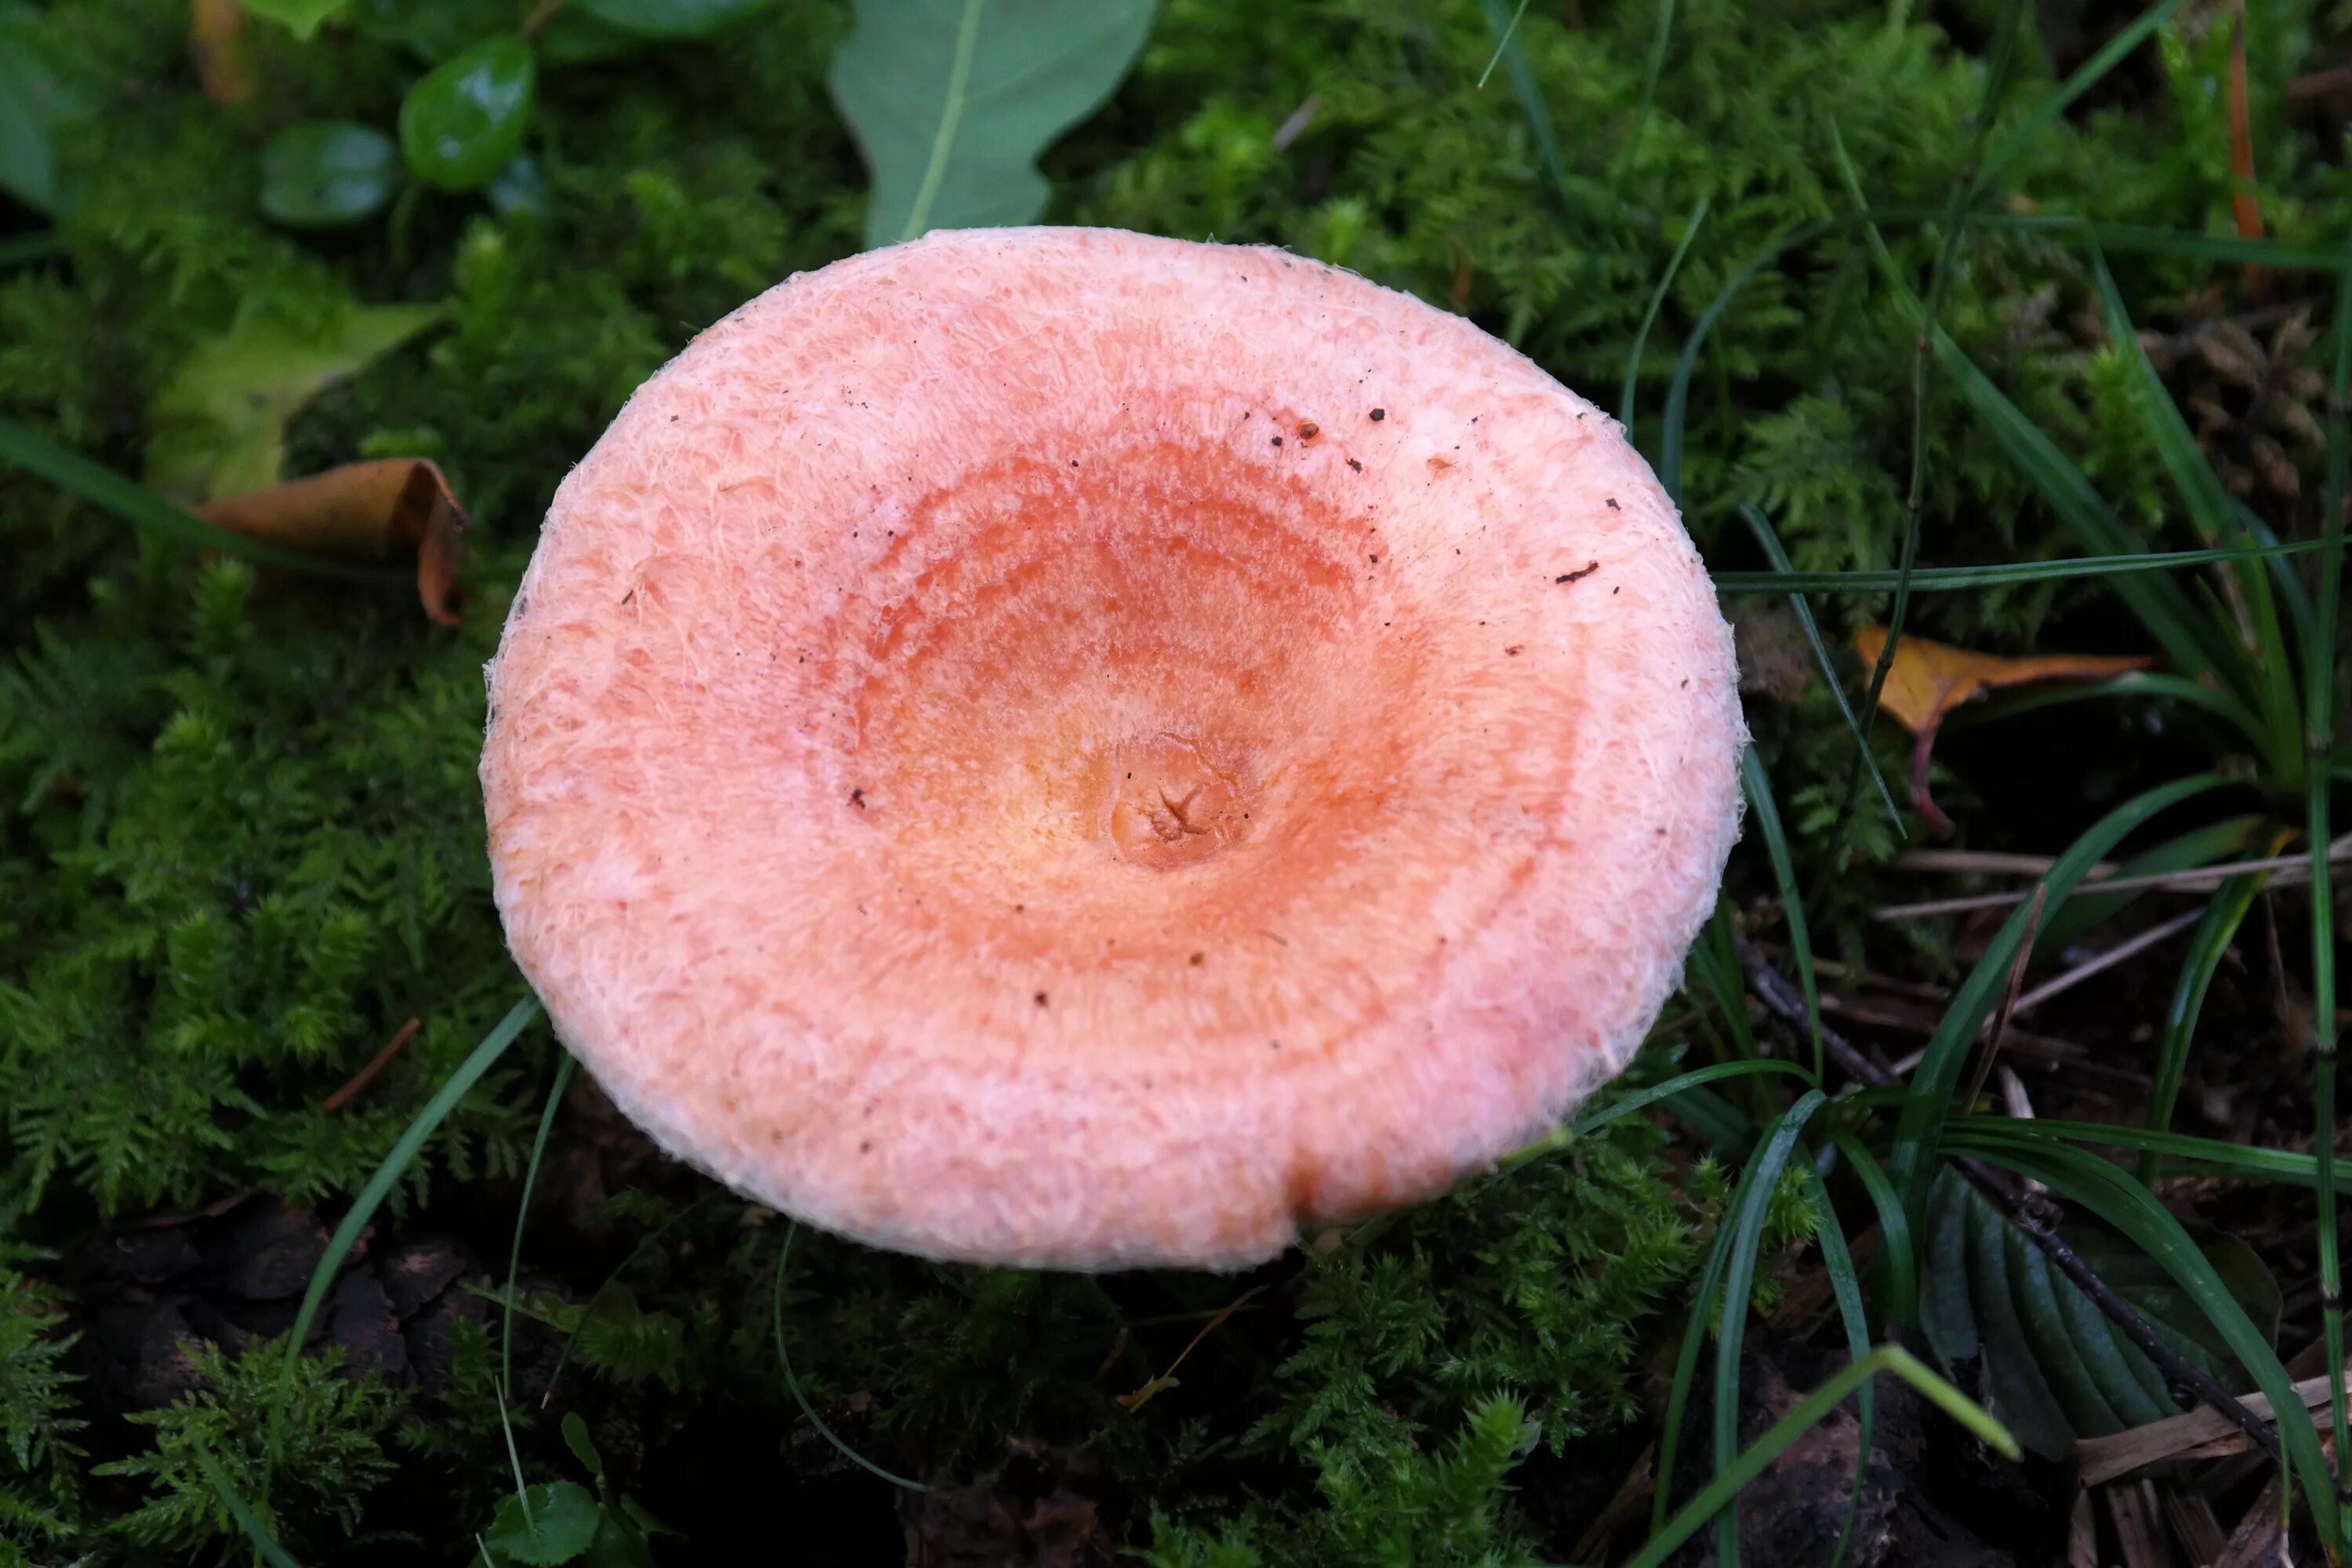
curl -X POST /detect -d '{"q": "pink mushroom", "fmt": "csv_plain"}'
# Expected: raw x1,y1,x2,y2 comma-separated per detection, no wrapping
481,227,1744,1271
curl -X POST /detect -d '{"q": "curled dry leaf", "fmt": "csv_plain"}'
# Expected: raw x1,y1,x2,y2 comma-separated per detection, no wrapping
189,0,252,106
1853,625,2151,832
194,458,467,625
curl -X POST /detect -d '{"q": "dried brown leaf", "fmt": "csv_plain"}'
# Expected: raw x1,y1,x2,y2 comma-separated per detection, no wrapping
193,458,467,626
1853,626,2151,833
190,0,252,106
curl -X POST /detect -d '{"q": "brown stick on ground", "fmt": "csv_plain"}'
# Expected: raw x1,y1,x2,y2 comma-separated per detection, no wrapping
325,1018,422,1112
1733,934,2285,1465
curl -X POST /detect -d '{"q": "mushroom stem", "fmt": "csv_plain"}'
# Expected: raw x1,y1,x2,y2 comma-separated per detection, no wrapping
1736,935,2285,1465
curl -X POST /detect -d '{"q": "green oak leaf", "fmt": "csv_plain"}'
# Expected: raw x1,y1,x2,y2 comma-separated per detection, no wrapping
260,121,401,227
829,0,1156,249
145,303,441,502
238,0,350,38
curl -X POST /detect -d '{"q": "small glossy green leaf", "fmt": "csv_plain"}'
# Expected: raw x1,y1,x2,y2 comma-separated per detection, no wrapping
484,1481,599,1565
575,0,774,38
561,1412,602,1479
830,0,1156,248
399,35,536,192
0,5,87,215
238,0,349,38
260,121,401,227
146,300,441,502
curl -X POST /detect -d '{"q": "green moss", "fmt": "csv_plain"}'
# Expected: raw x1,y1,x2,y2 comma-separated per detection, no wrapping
96,1338,409,1557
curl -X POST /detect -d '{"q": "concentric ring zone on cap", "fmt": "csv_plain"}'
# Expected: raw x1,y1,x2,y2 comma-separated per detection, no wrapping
481,227,1745,1271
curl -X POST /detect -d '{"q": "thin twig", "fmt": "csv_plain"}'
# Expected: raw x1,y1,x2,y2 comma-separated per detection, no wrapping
1875,834,2352,920
2008,906,2207,1018
1736,935,2285,1464
1896,848,2122,877
1964,887,2044,1111
324,1018,421,1112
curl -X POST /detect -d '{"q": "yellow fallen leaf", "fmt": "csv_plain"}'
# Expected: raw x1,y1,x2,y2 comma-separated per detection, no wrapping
1853,625,2151,831
194,458,468,626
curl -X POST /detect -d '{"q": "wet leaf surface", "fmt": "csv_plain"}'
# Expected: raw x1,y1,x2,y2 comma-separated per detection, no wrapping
399,34,536,191
260,122,402,227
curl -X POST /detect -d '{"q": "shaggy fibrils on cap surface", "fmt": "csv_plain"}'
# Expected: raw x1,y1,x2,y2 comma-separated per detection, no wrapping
481,227,1745,1272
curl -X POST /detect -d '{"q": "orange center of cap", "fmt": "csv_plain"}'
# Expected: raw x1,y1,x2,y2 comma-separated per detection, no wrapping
1105,732,1251,870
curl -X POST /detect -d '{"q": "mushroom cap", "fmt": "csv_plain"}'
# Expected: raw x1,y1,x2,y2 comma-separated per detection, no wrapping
481,227,1744,1272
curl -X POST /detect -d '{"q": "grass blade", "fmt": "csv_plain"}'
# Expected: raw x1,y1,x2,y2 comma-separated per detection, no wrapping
1962,670,2260,736
1504,1058,1814,1169
1650,1090,1822,1543
1623,1346,2016,1568
1813,7,2021,899
1948,1116,2318,1186
1661,214,1839,505
1617,0,1679,184
0,415,409,584
1620,197,1711,438
1886,773,2234,1224
191,1434,307,1568
1688,901,1762,1062
1828,144,2251,709
1711,536,2325,595
2090,249,2297,772
1740,746,1825,1080
1971,0,2187,197
2306,258,2350,1514
503,1051,577,1398
2038,813,2260,951
1967,215,2348,270
1737,503,1902,826
772,1223,929,1491
1478,0,1570,206
1831,1131,1918,1327
1712,1091,1828,1566
270,996,540,1462
1474,0,1529,89
1795,1161,1875,1568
